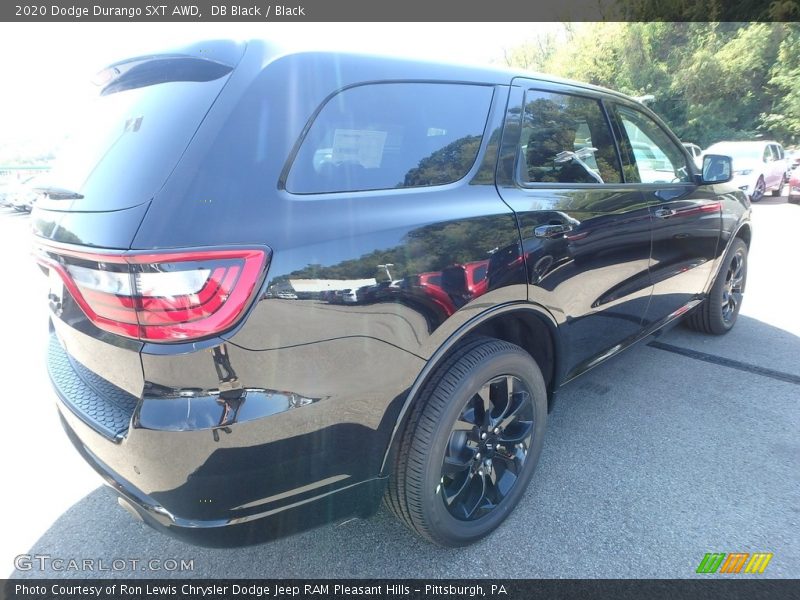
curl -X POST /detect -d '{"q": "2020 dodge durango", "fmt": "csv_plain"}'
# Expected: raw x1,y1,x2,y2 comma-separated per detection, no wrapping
33,40,751,547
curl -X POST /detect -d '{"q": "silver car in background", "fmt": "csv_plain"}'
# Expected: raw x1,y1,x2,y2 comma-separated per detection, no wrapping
704,141,789,201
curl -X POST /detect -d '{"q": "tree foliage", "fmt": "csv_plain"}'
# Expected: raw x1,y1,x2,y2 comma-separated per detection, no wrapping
500,22,800,147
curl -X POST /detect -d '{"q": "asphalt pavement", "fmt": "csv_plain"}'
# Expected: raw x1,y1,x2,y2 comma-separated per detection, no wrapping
1,194,797,579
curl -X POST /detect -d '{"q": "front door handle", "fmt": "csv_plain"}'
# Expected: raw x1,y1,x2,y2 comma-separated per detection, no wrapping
654,207,676,219
534,223,573,238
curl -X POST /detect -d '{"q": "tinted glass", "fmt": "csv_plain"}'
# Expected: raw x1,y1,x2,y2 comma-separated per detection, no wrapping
44,71,231,211
614,105,690,184
286,83,493,194
518,91,622,185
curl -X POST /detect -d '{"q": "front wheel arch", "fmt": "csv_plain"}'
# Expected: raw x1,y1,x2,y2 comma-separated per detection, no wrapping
686,237,748,335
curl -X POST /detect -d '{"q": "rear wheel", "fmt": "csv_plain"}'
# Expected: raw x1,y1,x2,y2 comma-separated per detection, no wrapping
686,238,748,335
385,337,547,546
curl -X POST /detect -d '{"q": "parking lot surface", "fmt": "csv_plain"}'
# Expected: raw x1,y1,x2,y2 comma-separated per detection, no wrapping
1,196,798,579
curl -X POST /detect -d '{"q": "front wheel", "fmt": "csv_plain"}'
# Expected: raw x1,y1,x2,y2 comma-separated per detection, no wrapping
750,176,765,202
686,238,748,335
385,337,547,546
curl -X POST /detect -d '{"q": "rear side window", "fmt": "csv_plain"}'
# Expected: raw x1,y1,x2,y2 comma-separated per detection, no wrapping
613,105,690,184
518,91,623,185
286,83,493,194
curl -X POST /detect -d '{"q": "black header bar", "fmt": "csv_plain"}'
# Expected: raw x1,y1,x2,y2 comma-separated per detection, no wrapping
2,579,799,600
1,0,797,22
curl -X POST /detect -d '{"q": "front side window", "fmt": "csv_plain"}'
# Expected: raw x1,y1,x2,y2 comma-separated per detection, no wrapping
518,91,622,185
286,83,493,194
613,105,689,184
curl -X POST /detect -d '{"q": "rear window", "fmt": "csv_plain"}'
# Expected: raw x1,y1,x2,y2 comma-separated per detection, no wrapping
285,83,494,194
43,58,232,212
518,91,623,185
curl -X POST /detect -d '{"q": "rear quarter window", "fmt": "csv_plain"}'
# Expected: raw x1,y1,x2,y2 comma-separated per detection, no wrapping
285,82,494,194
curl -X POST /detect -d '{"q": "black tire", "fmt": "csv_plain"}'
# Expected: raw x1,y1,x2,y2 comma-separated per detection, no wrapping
771,185,781,197
685,238,748,335
750,176,765,202
385,337,547,546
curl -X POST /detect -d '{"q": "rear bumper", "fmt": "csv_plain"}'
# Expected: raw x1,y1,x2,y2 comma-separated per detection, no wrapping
56,403,386,547
47,332,388,547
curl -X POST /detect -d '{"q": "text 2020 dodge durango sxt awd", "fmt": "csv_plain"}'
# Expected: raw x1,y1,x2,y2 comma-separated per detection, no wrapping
33,40,750,547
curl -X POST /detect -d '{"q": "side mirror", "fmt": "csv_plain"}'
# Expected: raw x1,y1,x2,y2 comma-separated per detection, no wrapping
700,154,733,184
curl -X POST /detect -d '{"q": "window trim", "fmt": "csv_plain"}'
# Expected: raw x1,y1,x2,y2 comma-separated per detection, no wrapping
278,79,497,196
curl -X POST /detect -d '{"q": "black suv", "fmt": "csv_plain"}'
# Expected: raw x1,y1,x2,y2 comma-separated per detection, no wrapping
34,40,750,547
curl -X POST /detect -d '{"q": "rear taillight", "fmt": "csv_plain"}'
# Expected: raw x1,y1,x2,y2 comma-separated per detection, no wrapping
37,247,269,342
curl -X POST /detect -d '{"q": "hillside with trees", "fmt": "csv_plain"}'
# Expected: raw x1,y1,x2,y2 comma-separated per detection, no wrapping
499,22,800,148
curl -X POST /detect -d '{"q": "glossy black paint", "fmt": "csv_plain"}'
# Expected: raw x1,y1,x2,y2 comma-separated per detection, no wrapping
35,40,751,546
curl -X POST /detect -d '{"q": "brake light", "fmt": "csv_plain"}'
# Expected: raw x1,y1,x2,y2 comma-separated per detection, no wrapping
37,247,269,342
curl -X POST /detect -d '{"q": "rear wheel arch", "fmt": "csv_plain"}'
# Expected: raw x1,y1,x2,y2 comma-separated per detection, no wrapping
384,337,548,545
380,303,559,476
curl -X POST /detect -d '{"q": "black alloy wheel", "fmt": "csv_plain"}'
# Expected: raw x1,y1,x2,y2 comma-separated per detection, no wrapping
720,245,746,327
686,238,748,335
440,375,534,521
385,337,547,546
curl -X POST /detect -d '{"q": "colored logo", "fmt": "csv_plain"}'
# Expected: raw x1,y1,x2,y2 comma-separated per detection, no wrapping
696,552,773,574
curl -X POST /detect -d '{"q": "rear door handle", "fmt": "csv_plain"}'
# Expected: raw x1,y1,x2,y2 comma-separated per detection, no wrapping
654,207,676,219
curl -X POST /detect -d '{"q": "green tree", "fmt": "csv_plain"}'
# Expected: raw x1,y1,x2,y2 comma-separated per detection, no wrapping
503,22,800,147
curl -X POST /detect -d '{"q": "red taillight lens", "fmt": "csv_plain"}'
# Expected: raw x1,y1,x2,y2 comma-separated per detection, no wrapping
38,247,268,342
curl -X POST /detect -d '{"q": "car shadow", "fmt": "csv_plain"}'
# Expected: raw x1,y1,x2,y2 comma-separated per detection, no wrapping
753,185,794,205
10,315,800,579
